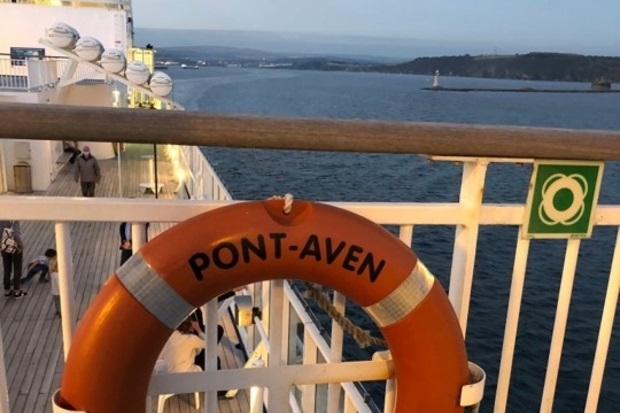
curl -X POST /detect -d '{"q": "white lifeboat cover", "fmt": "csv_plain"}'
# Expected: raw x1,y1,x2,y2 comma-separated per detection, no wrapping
100,49,127,74
74,36,104,62
46,22,80,49
149,71,173,97
125,61,150,86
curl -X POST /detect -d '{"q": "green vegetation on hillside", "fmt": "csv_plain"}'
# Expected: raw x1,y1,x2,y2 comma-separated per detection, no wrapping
372,52,620,82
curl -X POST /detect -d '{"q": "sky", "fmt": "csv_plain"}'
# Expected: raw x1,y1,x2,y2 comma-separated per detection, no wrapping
132,0,620,56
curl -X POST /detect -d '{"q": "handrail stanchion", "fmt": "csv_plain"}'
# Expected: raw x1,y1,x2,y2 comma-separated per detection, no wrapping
327,291,346,413
373,351,395,413
55,222,76,360
250,360,266,413
0,325,9,413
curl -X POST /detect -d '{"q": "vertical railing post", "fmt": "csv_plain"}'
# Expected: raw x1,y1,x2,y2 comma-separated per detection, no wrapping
204,299,219,412
301,327,318,412
494,228,531,413
585,228,620,412
327,292,346,413
131,222,147,252
250,360,266,413
540,239,581,413
267,279,286,410
0,325,10,413
55,222,77,360
448,159,488,336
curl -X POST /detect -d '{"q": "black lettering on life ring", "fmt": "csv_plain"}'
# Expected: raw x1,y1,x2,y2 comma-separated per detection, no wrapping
188,252,209,281
299,234,321,261
269,233,286,259
325,237,346,264
359,253,385,283
212,242,239,269
240,235,267,263
188,232,385,282
299,235,386,282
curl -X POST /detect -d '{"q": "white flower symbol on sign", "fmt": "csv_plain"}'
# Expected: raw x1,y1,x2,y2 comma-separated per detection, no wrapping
538,173,588,226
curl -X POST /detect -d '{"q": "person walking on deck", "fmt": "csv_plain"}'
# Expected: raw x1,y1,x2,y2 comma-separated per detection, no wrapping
74,146,101,197
0,221,26,299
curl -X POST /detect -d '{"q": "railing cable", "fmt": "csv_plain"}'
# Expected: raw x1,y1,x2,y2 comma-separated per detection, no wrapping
302,282,387,348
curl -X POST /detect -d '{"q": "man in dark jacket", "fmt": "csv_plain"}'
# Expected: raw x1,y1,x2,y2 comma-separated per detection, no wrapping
74,146,101,197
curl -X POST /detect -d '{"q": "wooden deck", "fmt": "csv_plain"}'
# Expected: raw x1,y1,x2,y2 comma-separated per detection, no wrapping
0,144,250,413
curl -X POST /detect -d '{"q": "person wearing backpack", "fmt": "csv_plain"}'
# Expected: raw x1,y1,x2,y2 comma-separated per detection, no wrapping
0,220,26,299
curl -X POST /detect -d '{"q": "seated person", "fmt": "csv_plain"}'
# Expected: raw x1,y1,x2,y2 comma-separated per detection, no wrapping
63,141,81,164
162,317,205,373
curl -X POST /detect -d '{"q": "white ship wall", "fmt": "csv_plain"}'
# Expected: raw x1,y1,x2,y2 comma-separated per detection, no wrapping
0,4,127,55
0,139,62,193
56,83,114,106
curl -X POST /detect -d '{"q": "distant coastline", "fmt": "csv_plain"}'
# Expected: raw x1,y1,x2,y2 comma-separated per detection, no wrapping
155,47,619,84
422,86,620,93
372,52,620,83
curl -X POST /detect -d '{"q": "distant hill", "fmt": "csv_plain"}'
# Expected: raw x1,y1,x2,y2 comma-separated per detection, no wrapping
154,45,386,70
372,52,620,82
135,28,522,62
156,45,281,61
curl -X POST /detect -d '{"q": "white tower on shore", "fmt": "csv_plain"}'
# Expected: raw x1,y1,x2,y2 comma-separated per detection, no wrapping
432,70,440,88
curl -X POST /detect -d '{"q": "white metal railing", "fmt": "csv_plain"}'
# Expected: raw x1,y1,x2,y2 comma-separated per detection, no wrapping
182,150,620,413
1,150,619,412
0,55,107,91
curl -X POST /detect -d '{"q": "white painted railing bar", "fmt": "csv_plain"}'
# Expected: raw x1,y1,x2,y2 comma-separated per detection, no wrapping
301,327,319,412
584,227,620,413
54,222,77,360
539,239,581,413
256,295,293,413
0,325,9,413
250,360,266,413
4,102,620,160
130,223,147,252
5,197,620,225
327,291,346,413
448,160,487,336
493,229,531,413
148,360,392,395
204,298,219,412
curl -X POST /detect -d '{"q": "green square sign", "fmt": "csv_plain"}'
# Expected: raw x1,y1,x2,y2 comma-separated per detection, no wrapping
523,161,604,239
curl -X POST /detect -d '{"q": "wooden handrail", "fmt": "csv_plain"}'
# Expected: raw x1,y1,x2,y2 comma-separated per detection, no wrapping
0,102,619,160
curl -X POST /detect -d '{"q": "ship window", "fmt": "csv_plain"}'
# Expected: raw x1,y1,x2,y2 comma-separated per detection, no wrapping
10,47,45,66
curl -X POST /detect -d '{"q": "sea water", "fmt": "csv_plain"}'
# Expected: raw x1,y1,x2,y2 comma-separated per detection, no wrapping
170,67,620,413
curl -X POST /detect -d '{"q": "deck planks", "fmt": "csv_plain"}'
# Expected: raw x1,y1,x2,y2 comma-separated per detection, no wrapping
1,144,250,413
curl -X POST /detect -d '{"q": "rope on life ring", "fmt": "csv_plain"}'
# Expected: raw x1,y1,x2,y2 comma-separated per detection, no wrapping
53,199,470,413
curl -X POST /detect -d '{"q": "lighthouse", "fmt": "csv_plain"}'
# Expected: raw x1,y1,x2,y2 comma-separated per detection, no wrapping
432,70,440,89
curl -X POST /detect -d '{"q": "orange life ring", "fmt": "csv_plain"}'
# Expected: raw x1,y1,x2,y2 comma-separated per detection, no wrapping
56,200,469,413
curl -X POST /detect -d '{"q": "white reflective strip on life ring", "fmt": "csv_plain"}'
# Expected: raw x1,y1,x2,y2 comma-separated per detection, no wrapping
116,252,194,329
365,261,434,327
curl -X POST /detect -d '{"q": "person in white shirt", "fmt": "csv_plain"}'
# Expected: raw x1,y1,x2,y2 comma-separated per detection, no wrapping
163,317,205,373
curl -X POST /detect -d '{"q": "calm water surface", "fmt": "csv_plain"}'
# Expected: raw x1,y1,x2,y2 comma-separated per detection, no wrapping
170,67,620,413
